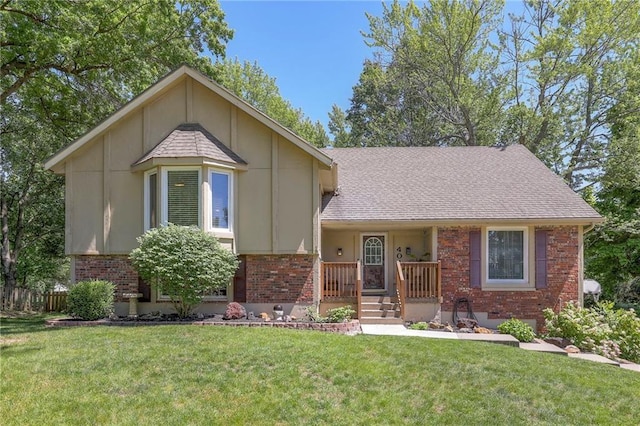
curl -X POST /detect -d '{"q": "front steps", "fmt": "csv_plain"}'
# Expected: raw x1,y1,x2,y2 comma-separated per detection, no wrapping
359,295,404,325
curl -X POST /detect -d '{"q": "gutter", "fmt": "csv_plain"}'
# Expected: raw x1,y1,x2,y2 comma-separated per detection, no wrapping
583,222,597,234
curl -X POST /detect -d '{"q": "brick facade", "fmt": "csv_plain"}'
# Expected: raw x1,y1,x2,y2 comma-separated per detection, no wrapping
438,226,580,331
245,254,315,304
75,254,316,305
74,255,139,302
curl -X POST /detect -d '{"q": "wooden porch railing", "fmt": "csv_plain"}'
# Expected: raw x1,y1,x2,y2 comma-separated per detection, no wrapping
356,260,362,320
320,261,362,319
321,262,359,298
400,261,442,301
395,261,406,319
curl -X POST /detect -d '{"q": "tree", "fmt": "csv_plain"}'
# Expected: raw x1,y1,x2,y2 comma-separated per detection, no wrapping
130,225,239,318
347,0,506,147
1,0,233,290
585,99,640,301
327,104,353,147
499,0,640,188
214,59,329,147
343,0,640,189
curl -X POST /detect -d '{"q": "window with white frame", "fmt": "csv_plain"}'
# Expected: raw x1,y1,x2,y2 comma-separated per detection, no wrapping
165,169,200,226
144,167,235,233
158,285,228,301
209,169,231,232
486,228,528,283
144,170,157,231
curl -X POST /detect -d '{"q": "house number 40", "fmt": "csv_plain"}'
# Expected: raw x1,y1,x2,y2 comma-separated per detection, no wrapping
396,247,403,259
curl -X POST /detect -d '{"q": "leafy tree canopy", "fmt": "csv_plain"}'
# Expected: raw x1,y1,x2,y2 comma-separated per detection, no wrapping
215,58,329,147
334,0,640,189
1,0,232,290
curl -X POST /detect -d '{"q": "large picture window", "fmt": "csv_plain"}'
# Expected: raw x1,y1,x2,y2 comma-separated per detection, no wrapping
487,228,527,283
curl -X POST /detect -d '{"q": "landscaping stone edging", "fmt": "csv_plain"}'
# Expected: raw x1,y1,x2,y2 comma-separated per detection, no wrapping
45,318,362,334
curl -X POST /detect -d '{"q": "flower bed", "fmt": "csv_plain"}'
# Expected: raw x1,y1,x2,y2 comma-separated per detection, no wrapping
44,317,361,334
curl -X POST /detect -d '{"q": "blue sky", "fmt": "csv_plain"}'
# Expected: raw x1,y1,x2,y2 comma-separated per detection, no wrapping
219,1,524,131
220,1,385,128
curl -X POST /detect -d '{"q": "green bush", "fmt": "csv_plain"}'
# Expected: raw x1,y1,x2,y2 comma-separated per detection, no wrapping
325,306,356,323
130,225,239,318
544,302,640,362
66,280,115,320
304,306,326,323
409,322,429,330
497,318,536,342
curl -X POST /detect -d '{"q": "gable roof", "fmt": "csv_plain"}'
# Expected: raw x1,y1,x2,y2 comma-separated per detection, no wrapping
321,145,602,224
45,65,332,172
131,123,247,170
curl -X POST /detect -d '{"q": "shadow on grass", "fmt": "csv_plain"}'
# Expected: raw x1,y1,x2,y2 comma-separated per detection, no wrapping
0,313,65,336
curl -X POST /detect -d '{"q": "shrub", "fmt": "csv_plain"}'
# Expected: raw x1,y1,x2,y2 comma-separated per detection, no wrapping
409,322,429,330
304,306,326,323
130,225,239,318
326,306,356,323
544,302,640,362
497,318,536,342
66,280,115,320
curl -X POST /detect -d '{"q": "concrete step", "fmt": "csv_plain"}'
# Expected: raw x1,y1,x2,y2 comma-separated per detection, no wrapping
361,302,397,310
359,317,405,325
360,296,397,304
361,309,400,318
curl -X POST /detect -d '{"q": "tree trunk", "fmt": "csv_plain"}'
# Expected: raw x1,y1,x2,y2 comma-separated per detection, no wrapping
1,193,18,289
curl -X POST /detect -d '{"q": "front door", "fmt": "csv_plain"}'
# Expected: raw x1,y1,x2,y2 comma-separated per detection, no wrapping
362,234,386,292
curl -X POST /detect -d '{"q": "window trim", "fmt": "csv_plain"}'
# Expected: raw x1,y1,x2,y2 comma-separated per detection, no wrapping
485,226,529,286
161,166,202,227
206,167,233,234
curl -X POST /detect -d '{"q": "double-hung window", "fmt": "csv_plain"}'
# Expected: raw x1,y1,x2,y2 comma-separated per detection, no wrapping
161,167,201,227
486,227,528,284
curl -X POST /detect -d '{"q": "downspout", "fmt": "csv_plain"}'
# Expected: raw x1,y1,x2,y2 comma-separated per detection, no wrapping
579,222,597,308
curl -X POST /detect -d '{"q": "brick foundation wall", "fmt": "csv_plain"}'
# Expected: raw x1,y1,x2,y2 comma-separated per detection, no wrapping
438,226,580,331
74,254,317,306
245,254,315,304
74,255,139,302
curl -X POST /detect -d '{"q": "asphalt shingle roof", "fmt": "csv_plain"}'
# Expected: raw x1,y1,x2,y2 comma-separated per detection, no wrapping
320,145,601,222
133,123,246,166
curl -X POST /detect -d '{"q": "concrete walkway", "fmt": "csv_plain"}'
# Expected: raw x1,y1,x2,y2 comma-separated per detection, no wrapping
360,324,640,372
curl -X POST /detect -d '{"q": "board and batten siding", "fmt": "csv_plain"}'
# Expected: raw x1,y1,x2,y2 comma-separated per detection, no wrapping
63,75,320,256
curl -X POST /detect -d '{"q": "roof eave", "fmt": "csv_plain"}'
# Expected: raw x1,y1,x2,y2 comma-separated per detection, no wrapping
183,68,333,168
320,216,604,229
45,65,333,172
131,157,248,172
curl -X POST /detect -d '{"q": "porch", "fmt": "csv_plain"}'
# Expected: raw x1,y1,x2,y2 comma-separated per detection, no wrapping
320,261,442,324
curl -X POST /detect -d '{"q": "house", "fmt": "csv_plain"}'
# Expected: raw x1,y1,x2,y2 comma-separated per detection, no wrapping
45,66,602,330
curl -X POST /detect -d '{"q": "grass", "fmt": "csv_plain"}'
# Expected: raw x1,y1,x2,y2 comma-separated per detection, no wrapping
1,315,639,425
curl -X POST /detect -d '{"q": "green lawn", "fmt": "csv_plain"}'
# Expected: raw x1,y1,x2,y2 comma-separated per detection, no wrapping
1,315,639,425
